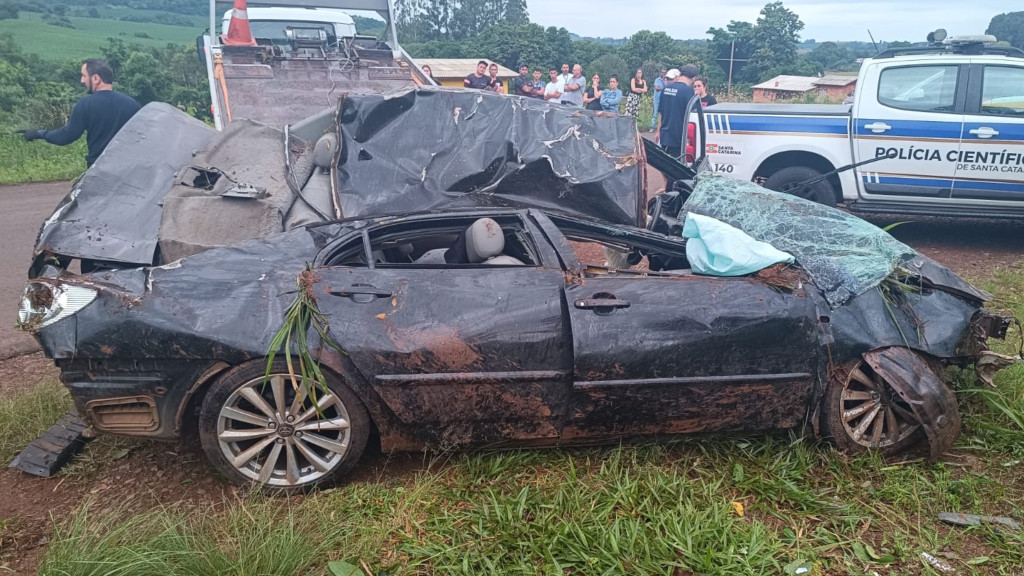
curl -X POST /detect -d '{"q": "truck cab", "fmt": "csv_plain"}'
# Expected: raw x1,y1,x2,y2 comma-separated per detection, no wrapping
702,34,1024,218
203,0,433,130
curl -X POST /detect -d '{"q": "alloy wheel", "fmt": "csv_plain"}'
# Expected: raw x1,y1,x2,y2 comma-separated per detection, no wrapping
215,374,351,487
839,361,920,449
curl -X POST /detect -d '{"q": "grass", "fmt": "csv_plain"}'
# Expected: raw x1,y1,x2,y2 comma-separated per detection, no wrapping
0,378,71,464
0,12,202,62
24,271,1024,575
0,134,88,185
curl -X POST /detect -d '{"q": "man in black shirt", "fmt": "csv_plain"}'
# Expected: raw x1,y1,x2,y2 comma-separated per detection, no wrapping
21,59,140,167
514,64,533,97
464,60,492,90
655,65,698,158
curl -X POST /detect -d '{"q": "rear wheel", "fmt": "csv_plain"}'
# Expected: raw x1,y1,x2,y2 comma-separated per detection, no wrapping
822,357,924,455
199,360,370,491
763,165,837,207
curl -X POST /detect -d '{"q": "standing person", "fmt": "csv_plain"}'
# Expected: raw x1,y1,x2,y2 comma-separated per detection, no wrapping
514,64,533,97
20,59,140,167
529,69,547,99
655,65,697,158
625,68,647,119
486,62,504,93
464,60,491,89
600,76,623,112
583,74,603,111
650,67,667,132
421,64,435,83
694,76,717,107
543,68,564,103
561,64,585,107
557,63,572,88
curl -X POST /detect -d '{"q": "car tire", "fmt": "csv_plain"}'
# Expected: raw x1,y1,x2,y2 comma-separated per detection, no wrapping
198,359,370,492
763,166,838,207
821,355,927,455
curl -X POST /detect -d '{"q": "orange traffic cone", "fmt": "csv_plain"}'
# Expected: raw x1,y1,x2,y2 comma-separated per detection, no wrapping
222,0,257,46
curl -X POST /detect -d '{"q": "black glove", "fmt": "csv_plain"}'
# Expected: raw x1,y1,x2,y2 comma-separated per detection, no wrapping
19,129,44,141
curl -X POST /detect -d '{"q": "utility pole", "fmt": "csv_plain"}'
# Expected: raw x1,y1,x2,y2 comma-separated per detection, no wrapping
727,40,735,96
717,40,748,98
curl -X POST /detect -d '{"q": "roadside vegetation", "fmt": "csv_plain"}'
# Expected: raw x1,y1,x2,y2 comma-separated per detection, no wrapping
0,134,87,184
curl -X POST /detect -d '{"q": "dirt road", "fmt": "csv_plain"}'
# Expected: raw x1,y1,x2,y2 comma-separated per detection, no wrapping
0,182,70,360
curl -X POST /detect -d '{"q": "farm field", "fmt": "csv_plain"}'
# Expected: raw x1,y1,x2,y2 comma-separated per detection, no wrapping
0,11,203,62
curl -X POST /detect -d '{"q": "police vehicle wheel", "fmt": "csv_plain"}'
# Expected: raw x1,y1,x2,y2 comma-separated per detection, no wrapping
763,166,837,207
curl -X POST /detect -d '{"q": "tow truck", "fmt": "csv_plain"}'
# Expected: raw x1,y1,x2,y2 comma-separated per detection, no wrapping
202,0,433,129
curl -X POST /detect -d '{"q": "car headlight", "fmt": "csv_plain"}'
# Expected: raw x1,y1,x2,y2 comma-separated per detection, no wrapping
17,281,98,331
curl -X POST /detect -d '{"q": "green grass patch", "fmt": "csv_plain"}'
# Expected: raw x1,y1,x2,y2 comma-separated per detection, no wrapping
0,134,87,184
38,496,338,576
0,378,71,464
0,12,202,62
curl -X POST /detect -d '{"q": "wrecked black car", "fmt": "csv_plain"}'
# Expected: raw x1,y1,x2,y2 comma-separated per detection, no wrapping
17,88,1011,490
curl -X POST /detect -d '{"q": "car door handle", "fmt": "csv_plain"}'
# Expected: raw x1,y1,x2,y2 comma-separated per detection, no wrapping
328,284,392,304
969,127,999,139
575,297,630,313
864,122,891,133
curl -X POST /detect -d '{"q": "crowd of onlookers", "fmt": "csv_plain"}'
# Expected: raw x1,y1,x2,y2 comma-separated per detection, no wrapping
419,59,719,158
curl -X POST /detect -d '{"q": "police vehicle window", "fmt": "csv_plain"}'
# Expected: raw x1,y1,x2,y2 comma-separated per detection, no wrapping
981,66,1024,117
878,66,959,113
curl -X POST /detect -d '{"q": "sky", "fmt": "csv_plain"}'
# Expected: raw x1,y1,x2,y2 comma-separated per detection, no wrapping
527,1,1017,43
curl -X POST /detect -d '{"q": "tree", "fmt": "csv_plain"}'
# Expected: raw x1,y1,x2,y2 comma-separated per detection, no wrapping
587,53,628,88
987,11,1024,50
706,20,757,83
570,40,613,71
119,52,172,105
619,30,676,72
807,41,851,71
469,22,569,69
395,0,528,42
706,2,808,84
746,2,804,81
0,1,19,20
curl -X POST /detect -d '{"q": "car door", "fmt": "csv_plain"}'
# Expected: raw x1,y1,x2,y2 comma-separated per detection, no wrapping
533,213,821,440
314,213,572,445
953,62,1024,201
852,61,967,200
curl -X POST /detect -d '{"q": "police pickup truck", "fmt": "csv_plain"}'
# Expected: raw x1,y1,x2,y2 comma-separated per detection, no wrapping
703,33,1024,218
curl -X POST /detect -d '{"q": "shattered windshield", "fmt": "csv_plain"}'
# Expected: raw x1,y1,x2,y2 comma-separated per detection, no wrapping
683,174,917,307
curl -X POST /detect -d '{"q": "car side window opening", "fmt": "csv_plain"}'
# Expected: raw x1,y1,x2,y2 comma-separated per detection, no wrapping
980,66,1024,118
550,220,690,277
877,65,960,113
327,216,537,268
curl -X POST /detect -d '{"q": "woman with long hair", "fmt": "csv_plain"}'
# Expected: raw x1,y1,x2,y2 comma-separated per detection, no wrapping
625,68,647,118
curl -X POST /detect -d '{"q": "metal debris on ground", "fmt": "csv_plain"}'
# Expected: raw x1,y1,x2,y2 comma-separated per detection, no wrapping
9,411,91,477
920,552,956,573
938,512,1021,531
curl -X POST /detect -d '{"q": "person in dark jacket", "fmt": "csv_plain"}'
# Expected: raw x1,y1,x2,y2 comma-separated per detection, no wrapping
20,59,140,167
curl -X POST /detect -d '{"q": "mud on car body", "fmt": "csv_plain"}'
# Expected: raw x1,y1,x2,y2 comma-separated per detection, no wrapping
18,88,1012,490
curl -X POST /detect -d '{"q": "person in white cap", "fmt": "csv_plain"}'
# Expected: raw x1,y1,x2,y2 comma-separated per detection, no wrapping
655,65,697,158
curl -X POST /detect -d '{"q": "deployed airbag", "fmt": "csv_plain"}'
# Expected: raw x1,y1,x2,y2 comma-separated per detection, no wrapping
683,213,794,276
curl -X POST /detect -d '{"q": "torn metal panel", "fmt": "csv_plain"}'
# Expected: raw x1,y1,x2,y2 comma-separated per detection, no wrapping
862,347,961,460
334,88,645,227
32,103,215,270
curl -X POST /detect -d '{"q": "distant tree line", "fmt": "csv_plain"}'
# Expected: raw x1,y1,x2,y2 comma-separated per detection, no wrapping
0,33,211,130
